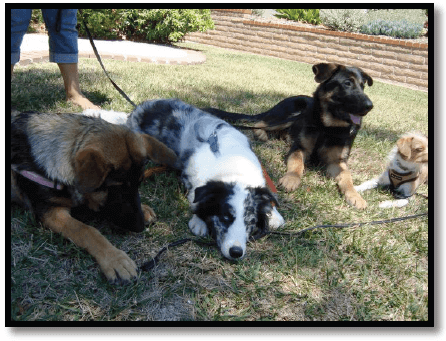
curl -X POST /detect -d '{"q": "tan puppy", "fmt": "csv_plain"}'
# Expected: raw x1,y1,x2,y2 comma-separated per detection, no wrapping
355,132,428,208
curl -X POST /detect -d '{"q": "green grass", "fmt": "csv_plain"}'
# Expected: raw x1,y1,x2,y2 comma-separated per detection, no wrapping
10,42,429,322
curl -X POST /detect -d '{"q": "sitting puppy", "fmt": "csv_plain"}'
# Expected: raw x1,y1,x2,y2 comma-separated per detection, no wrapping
126,99,285,260
355,132,428,208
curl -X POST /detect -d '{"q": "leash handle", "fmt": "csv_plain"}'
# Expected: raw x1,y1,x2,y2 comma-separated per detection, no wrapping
78,9,137,108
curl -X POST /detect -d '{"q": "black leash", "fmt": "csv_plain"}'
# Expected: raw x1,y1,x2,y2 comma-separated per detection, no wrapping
78,9,137,108
261,211,428,239
139,238,216,272
139,211,428,272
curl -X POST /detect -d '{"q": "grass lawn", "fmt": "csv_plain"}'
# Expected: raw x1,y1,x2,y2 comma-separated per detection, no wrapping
10,42,429,322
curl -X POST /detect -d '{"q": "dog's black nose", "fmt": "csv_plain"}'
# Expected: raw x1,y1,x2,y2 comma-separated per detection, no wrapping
229,246,244,259
364,98,373,112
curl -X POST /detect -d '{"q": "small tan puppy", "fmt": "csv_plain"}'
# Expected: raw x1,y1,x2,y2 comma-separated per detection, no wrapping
355,132,428,208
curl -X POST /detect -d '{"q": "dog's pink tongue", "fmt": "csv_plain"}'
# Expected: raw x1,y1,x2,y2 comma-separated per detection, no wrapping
350,114,362,125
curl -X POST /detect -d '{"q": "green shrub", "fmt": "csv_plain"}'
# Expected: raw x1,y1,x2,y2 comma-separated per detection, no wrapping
26,9,44,33
319,9,367,32
360,9,426,39
251,9,264,17
77,9,121,40
78,9,214,43
365,9,426,26
274,9,321,25
360,19,424,39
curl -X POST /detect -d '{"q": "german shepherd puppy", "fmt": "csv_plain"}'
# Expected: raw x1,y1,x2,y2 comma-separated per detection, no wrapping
11,111,177,284
204,63,374,209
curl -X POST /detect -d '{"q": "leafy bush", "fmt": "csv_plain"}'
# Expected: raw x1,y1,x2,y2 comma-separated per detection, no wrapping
26,9,45,33
360,19,424,39
251,9,265,17
365,9,426,26
274,9,321,25
319,9,367,32
77,9,214,43
77,9,121,40
320,8,426,38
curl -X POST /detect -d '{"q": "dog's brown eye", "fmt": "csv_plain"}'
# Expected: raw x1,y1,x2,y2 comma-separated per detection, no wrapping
344,80,352,87
415,147,424,152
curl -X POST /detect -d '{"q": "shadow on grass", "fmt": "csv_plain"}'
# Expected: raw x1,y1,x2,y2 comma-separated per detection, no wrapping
11,68,113,112
359,126,402,143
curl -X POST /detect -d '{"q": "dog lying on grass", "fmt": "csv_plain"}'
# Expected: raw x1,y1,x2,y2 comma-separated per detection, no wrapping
11,111,177,284
125,99,285,260
204,63,374,209
355,132,428,208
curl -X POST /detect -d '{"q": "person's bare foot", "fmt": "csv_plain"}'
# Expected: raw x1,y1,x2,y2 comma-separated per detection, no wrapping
67,94,100,110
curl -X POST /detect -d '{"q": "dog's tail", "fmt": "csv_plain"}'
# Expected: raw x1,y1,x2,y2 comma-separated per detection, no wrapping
202,96,313,127
202,107,260,122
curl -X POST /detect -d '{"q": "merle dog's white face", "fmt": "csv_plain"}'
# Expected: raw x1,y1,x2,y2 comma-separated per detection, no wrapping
193,181,278,260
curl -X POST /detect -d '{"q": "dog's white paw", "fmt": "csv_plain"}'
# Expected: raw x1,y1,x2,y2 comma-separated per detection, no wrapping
355,179,378,192
379,199,409,208
188,214,208,237
268,207,285,229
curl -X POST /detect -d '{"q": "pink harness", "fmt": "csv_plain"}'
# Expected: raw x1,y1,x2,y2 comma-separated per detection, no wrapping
11,165,64,190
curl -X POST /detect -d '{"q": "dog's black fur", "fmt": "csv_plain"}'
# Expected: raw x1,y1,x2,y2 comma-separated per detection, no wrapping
204,63,374,209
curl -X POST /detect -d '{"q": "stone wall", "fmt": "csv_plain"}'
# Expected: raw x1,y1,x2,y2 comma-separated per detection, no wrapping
185,9,428,91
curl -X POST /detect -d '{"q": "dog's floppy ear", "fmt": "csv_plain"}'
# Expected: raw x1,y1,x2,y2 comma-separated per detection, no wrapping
74,148,110,193
126,132,177,167
313,63,339,83
397,136,413,160
140,134,177,167
253,187,279,210
193,181,228,204
361,71,373,87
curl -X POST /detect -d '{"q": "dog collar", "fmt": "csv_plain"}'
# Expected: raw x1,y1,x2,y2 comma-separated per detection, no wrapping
388,168,419,190
11,164,64,190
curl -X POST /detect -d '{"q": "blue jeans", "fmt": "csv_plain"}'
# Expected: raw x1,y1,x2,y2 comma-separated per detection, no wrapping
11,9,78,64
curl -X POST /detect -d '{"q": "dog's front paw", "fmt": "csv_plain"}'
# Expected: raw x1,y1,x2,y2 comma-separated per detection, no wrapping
345,191,367,209
188,214,208,237
142,204,157,225
279,173,301,192
354,179,378,192
98,247,137,284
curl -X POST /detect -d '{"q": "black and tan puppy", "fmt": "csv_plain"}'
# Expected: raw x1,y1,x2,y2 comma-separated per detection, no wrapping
204,63,374,209
11,111,177,284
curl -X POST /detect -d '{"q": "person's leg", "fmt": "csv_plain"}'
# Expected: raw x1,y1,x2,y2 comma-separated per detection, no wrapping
57,63,99,109
42,9,99,109
11,9,33,75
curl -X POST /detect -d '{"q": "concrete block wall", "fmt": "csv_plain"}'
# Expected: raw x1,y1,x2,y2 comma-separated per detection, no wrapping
185,9,428,91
